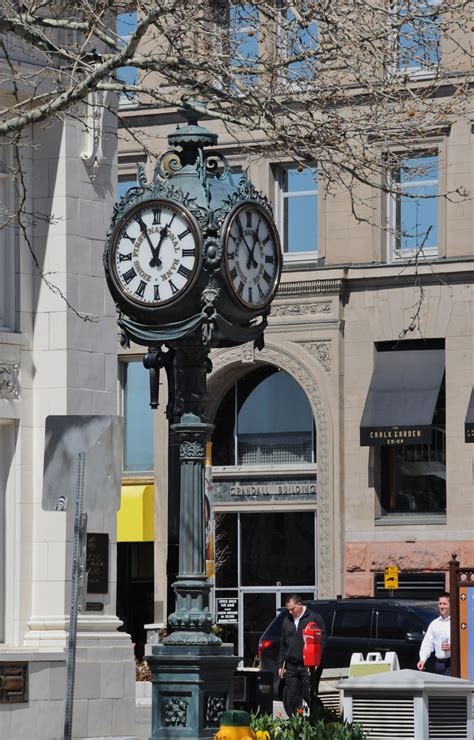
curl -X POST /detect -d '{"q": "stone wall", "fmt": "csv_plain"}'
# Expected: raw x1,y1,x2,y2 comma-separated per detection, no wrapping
344,541,474,596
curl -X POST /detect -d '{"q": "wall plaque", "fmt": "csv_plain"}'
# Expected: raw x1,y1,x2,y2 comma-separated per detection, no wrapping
86,533,109,594
216,598,239,625
86,602,104,612
0,663,28,703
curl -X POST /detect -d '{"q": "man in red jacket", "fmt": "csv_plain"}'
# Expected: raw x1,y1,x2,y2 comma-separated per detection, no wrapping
278,594,327,716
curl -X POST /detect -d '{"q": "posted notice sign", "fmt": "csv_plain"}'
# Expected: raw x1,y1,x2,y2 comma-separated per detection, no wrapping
384,566,399,589
216,598,239,624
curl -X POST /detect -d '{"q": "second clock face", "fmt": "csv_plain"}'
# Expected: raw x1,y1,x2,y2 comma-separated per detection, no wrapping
111,200,200,307
223,204,281,309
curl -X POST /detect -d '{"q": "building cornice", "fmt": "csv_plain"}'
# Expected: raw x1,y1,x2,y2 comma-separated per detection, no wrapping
277,278,344,298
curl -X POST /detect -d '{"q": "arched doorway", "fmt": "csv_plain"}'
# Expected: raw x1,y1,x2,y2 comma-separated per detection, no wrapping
209,366,318,665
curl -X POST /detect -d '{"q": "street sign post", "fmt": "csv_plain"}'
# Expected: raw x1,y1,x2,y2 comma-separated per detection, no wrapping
384,566,399,595
42,415,123,740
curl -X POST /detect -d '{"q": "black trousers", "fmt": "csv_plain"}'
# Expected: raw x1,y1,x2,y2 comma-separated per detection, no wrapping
434,659,451,675
283,663,310,715
282,663,323,716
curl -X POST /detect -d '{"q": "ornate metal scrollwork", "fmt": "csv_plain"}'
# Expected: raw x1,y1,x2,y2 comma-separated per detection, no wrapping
205,695,227,727
155,150,183,179
203,236,222,271
180,440,206,460
163,696,189,727
204,151,231,181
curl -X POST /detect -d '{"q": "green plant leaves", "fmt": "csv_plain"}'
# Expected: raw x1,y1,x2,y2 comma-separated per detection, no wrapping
250,707,367,740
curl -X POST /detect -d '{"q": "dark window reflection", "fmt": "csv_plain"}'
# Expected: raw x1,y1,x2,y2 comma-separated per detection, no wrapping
212,383,236,466
243,592,276,665
212,367,315,466
215,513,238,588
333,608,372,638
240,512,315,586
380,377,446,514
377,610,423,640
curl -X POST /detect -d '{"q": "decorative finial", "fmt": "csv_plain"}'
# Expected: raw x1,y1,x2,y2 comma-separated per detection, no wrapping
168,100,217,149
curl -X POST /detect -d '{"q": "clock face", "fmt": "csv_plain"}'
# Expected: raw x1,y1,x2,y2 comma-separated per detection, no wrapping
110,200,200,307
223,204,281,309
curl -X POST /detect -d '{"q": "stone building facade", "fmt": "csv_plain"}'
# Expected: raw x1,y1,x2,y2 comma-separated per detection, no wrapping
116,6,473,666
117,106,473,665
0,54,136,740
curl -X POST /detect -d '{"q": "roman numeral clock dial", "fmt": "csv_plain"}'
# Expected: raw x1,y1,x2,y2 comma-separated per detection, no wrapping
223,204,281,310
109,200,200,308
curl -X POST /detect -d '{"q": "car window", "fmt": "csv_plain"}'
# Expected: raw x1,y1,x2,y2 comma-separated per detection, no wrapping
308,604,335,634
332,608,372,638
319,609,335,635
262,610,286,639
377,610,423,640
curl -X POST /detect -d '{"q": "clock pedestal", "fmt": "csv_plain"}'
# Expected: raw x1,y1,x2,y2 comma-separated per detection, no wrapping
146,340,240,738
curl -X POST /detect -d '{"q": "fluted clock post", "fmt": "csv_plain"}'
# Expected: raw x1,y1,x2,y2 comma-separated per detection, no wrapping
163,343,219,646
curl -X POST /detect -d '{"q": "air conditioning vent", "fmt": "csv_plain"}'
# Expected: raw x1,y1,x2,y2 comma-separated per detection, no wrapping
339,668,473,740
352,694,414,738
319,690,341,714
429,696,468,739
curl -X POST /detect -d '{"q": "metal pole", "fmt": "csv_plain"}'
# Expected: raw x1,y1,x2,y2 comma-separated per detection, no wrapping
449,553,460,678
64,451,86,740
162,343,220,647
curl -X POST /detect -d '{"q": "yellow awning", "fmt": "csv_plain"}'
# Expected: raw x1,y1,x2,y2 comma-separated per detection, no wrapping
117,484,154,542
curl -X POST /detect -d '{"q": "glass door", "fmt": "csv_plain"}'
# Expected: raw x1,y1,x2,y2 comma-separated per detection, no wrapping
241,591,277,666
214,511,318,665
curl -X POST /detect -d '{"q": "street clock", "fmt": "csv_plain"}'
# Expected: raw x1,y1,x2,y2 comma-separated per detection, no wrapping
104,108,282,348
222,202,281,311
107,199,201,311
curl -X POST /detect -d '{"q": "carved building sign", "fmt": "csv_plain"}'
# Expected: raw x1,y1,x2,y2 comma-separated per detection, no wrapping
211,478,317,503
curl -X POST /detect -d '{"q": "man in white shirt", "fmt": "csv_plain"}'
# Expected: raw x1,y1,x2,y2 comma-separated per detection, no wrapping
417,592,451,675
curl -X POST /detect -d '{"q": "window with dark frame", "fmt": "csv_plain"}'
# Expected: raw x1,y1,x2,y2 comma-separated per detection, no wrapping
122,360,154,473
117,174,138,202
0,148,14,331
277,3,318,87
276,164,318,255
388,149,439,258
229,2,260,86
374,571,446,599
396,0,441,73
117,11,138,102
378,366,446,516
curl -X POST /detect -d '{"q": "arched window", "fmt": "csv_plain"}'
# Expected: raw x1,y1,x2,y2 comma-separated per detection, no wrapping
212,367,315,466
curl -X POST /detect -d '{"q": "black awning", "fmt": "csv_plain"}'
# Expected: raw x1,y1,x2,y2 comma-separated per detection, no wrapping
360,348,444,447
465,389,474,443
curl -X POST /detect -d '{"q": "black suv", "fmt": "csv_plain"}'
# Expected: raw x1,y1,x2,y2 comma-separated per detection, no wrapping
258,598,437,690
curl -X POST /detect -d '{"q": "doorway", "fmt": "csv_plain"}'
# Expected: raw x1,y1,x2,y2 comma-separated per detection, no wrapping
214,511,317,665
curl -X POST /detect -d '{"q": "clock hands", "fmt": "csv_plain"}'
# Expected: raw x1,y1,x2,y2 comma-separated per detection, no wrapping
235,217,258,270
149,226,168,268
246,217,262,270
136,215,163,268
